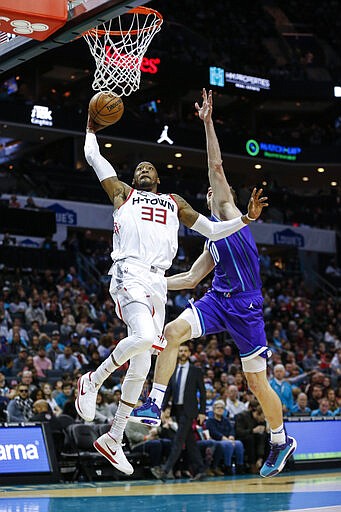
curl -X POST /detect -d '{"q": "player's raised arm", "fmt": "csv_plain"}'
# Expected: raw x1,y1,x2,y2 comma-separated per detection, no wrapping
167,247,215,290
195,88,239,216
84,116,131,207
174,188,268,241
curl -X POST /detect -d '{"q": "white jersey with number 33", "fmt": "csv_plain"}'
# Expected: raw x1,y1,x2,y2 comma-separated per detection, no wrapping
110,189,179,270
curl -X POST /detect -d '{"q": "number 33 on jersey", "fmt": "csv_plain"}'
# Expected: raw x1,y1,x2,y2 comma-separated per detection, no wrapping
111,189,179,270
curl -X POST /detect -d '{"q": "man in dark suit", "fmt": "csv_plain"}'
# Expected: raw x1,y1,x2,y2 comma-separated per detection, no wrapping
160,343,207,481
235,399,267,473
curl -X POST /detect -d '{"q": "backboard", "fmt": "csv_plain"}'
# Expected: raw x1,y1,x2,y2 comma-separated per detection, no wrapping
0,0,150,73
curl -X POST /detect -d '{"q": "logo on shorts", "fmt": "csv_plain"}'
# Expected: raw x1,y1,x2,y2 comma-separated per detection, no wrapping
248,302,254,309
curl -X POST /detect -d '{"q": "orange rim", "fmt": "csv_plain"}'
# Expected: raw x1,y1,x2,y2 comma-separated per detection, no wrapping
84,6,163,37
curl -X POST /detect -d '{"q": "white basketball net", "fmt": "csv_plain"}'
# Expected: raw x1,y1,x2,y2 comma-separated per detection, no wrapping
83,7,163,97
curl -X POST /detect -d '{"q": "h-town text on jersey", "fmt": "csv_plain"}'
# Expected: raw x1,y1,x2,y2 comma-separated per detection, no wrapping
132,196,175,211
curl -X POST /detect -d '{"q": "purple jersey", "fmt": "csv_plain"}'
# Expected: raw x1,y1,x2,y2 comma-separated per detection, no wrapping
206,214,262,294
184,213,268,360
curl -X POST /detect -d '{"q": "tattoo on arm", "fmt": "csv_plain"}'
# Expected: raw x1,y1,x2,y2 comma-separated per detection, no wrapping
173,193,199,227
103,179,131,207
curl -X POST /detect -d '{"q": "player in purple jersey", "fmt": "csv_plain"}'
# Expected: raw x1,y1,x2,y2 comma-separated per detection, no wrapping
131,89,296,478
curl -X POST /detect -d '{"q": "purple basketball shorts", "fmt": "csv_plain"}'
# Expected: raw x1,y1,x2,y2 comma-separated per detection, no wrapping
189,289,268,360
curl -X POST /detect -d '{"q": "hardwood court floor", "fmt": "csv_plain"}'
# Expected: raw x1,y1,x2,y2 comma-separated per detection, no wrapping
0,470,340,512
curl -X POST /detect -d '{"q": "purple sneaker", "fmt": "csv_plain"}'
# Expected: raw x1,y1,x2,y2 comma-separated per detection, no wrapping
129,397,161,426
260,435,297,478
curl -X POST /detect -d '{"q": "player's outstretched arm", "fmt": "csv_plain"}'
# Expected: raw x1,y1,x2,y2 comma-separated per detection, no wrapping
84,116,131,207
174,188,268,241
167,248,214,291
195,88,238,214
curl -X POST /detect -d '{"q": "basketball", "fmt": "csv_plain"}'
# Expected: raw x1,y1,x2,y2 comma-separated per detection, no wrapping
88,92,124,126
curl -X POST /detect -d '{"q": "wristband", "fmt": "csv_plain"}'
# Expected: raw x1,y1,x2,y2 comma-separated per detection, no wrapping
246,213,256,222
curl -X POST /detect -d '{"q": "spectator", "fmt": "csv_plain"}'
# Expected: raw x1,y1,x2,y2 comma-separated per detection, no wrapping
323,325,339,346
269,364,294,415
93,391,117,423
21,370,37,395
30,387,44,402
55,346,82,374
8,293,27,319
12,347,28,377
0,356,14,377
1,234,16,247
28,320,42,340
206,399,244,475
25,298,47,326
8,318,29,343
302,348,319,372
326,388,339,413
8,195,20,208
60,317,73,341
235,399,267,474
0,300,12,336
7,329,28,355
307,384,324,411
46,332,64,364
311,398,334,417
87,350,102,371
70,341,89,367
0,372,10,398
80,327,99,348
30,334,42,354
31,399,63,434
24,196,39,209
94,311,110,333
291,393,311,416
45,301,63,324
225,385,247,419
159,406,178,441
42,382,62,416
0,372,9,421
97,334,114,360
330,349,341,385
7,383,33,422
192,418,225,477
33,345,53,378
205,384,216,416
55,382,74,409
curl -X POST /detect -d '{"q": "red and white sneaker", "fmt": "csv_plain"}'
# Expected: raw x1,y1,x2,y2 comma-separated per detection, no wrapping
75,371,98,422
94,432,134,475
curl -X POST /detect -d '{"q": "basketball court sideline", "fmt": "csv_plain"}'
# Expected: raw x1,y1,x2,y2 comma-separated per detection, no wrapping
0,469,340,512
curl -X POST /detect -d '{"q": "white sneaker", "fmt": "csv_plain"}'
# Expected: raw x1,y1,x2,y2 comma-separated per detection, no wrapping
75,371,98,422
94,432,134,475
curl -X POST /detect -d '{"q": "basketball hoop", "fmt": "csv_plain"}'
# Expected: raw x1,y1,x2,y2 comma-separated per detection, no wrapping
83,6,163,97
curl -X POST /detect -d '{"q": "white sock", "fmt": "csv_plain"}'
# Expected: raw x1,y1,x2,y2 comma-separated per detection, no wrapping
109,401,133,443
91,354,118,387
270,424,286,445
149,383,167,408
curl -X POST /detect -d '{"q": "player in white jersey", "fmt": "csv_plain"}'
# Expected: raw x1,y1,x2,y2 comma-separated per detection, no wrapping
75,113,268,476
